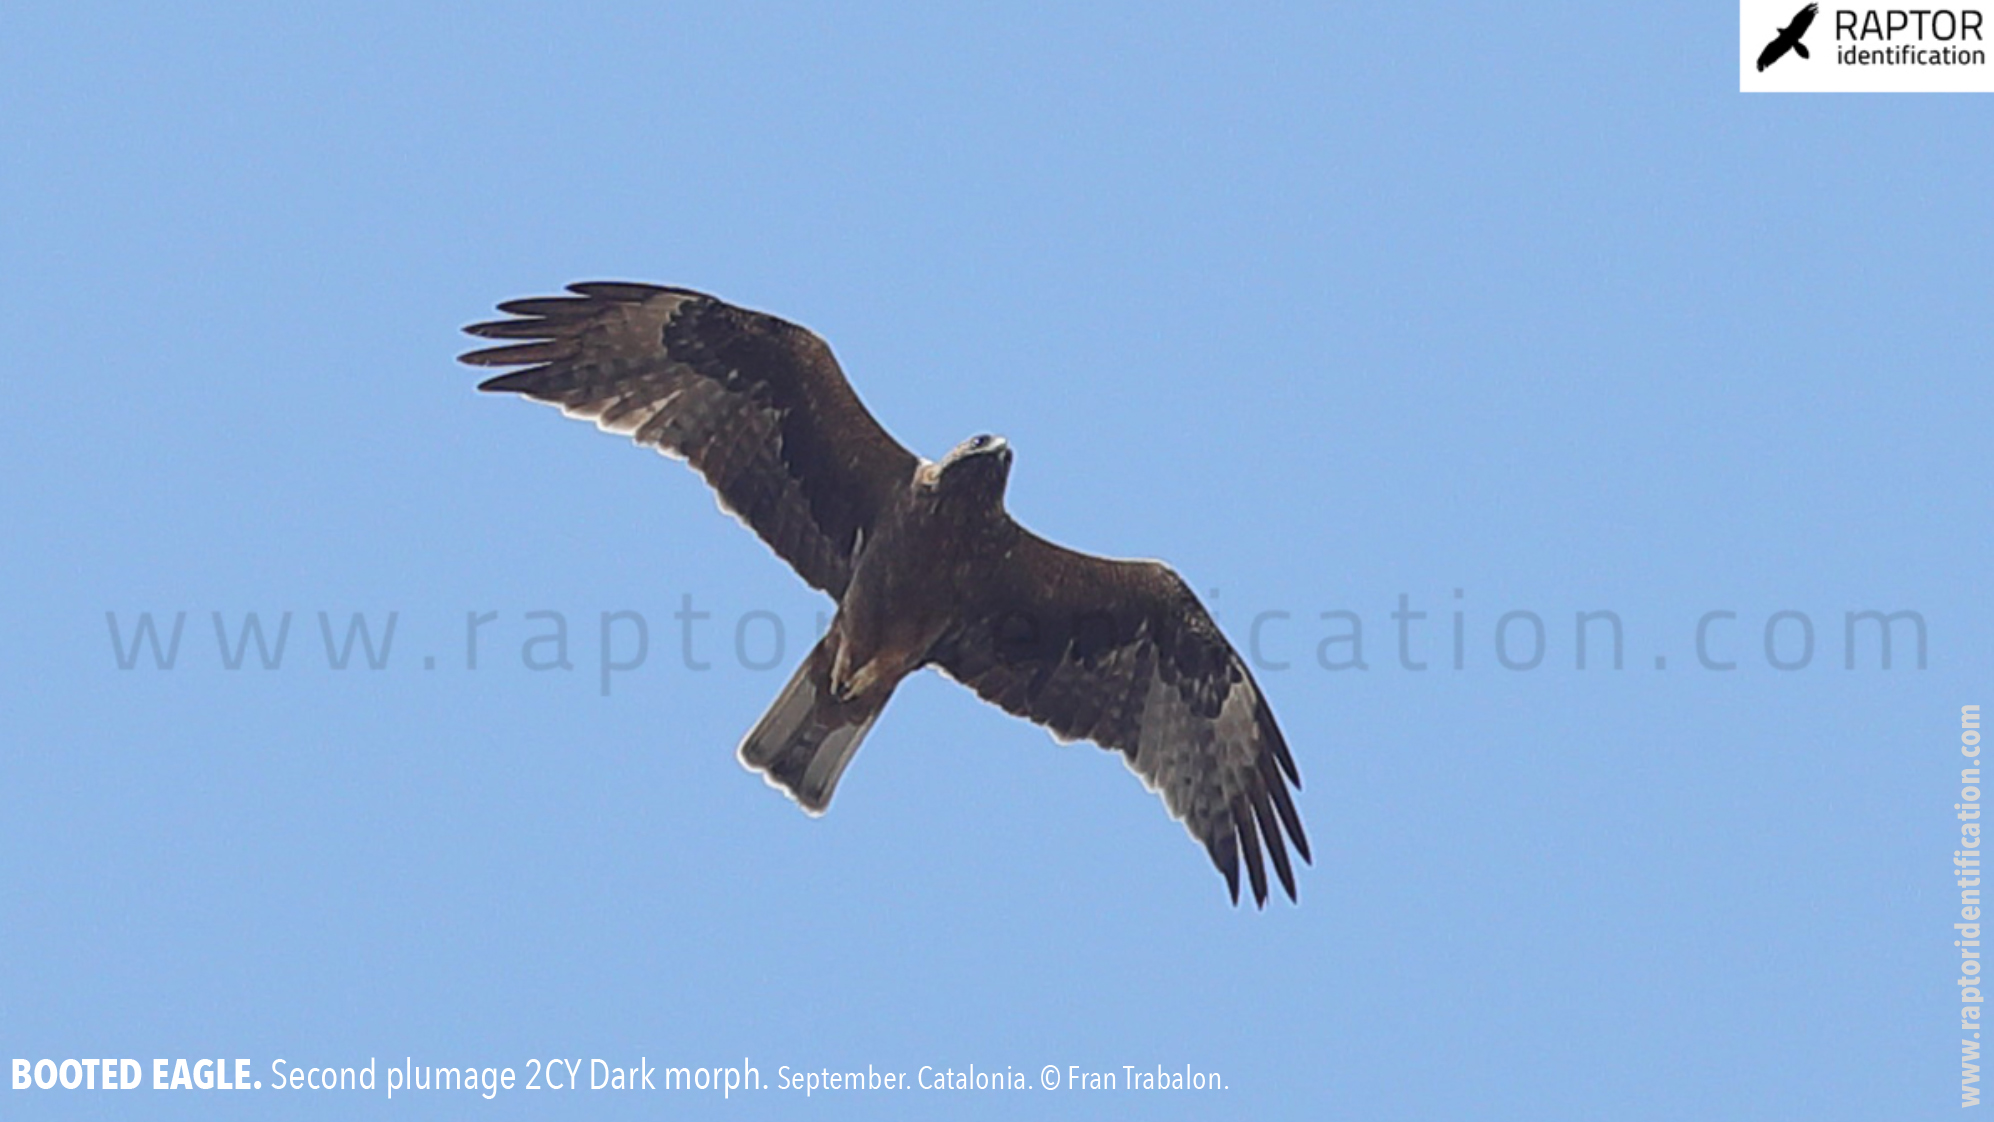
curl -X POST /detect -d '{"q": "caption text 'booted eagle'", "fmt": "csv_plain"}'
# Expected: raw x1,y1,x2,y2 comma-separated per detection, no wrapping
461,283,1310,906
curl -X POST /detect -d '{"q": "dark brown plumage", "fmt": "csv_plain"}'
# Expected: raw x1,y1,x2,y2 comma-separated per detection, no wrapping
461,282,1310,906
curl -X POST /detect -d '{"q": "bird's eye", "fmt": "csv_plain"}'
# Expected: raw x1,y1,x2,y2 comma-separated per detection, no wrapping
969,435,990,450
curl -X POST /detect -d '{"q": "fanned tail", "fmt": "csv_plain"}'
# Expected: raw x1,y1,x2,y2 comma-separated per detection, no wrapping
738,632,886,813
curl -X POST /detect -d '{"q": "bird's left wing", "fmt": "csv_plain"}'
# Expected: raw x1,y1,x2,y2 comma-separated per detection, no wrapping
927,528,1310,907
462,283,919,599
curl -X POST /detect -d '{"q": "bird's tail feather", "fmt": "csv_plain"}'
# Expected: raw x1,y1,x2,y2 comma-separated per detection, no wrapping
738,633,886,814
1795,42,1810,58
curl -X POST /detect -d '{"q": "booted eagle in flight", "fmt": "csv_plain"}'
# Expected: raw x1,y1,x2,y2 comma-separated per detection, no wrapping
461,283,1309,906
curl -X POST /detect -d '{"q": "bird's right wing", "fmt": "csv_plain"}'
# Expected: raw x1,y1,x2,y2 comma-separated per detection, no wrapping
462,283,920,598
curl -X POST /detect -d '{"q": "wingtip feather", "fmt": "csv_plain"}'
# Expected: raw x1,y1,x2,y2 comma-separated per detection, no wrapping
1261,753,1312,866
565,280,671,302
1207,831,1241,905
1250,785,1297,902
1234,797,1269,909
473,369,544,393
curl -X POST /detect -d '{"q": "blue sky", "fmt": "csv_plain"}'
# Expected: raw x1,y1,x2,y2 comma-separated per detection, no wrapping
2,3,1987,1119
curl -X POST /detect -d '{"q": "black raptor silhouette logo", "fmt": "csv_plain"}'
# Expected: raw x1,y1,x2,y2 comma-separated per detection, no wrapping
1757,3,1819,71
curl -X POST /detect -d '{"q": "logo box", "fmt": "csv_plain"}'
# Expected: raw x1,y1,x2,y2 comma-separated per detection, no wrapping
1741,0,1994,91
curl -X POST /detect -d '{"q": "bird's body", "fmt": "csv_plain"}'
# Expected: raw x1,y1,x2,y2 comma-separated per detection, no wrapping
838,444,1012,705
738,437,1019,812
462,282,1309,905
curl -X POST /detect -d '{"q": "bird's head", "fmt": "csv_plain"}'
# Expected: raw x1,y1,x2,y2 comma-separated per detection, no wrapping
932,433,1013,507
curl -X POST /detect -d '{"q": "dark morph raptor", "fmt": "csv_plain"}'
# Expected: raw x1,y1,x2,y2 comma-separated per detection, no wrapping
461,283,1310,906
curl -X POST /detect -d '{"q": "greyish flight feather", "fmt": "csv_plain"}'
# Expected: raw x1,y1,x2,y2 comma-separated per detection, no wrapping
460,283,1310,906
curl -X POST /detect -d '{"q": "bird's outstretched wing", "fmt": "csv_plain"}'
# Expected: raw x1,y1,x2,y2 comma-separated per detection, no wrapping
927,528,1310,907
462,283,919,597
